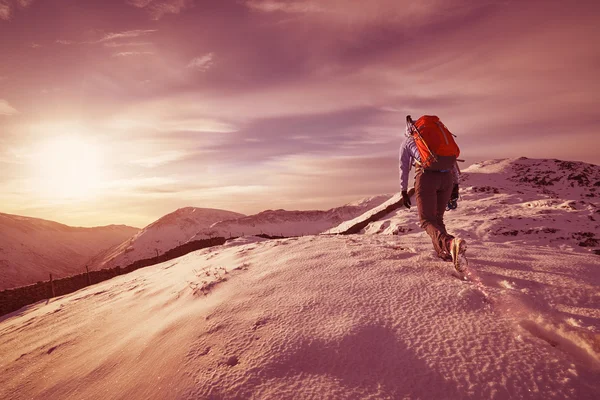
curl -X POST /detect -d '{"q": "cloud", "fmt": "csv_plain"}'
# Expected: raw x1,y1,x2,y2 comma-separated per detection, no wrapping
130,150,189,168
105,176,178,190
187,53,215,71
55,39,74,45
112,51,155,57
103,41,153,48
246,0,323,13
98,29,157,43
244,0,502,29
126,0,194,20
0,0,35,20
0,2,10,20
0,99,18,116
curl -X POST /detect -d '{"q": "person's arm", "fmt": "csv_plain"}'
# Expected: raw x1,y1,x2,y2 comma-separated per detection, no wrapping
399,136,420,191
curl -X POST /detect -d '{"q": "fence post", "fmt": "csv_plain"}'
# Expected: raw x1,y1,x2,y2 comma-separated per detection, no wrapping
49,273,55,298
86,266,91,286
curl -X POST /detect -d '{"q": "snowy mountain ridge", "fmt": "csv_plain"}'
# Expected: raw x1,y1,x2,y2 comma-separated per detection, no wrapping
88,196,391,271
189,194,391,240
88,207,245,271
0,213,139,290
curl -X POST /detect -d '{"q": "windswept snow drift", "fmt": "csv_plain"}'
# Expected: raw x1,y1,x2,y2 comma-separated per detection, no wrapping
0,213,139,290
0,158,599,399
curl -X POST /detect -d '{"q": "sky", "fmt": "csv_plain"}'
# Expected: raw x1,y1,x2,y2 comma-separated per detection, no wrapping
0,0,599,228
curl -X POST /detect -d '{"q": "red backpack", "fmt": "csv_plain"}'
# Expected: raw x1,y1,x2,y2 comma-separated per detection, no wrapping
407,115,460,170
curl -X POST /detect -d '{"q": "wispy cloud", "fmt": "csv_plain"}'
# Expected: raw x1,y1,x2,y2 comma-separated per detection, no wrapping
55,39,74,45
0,0,35,20
100,176,181,195
112,51,155,57
187,53,215,71
130,150,189,168
0,99,18,115
0,2,10,20
126,0,194,20
246,0,323,13
244,0,502,28
103,41,153,48
97,29,157,43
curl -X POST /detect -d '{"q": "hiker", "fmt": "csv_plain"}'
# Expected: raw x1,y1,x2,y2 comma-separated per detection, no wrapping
398,115,466,271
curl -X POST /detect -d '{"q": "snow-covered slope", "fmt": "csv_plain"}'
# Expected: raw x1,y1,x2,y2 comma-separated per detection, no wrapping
332,158,600,254
0,234,598,399
0,213,138,290
189,195,391,240
88,207,245,270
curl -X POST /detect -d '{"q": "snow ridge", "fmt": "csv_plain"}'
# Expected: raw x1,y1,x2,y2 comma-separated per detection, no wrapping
189,195,392,240
88,207,245,270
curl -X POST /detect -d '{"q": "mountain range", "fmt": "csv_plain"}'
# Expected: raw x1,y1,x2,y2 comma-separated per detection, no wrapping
0,215,138,290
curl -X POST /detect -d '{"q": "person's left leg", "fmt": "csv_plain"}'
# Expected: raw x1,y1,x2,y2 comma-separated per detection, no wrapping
435,178,455,259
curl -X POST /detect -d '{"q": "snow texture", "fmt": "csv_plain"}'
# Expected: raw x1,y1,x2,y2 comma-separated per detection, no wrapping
0,158,599,399
0,213,138,290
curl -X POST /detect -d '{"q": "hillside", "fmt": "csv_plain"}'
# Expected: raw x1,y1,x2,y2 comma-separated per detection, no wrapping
0,213,138,290
332,158,599,254
88,207,245,270
0,158,598,399
189,195,391,240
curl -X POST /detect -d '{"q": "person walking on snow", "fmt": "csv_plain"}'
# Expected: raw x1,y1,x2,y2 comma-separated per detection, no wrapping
398,115,466,272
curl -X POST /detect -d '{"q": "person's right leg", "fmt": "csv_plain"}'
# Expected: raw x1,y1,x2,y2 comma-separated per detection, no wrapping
415,172,451,258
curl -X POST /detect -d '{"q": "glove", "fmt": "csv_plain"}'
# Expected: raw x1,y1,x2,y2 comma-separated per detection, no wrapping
451,184,459,201
447,184,459,210
401,190,411,209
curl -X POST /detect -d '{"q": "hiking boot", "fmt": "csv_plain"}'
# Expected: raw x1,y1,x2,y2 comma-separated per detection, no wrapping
450,238,467,273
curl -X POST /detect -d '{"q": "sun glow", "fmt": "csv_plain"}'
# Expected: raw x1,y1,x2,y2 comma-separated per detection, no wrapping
32,135,106,200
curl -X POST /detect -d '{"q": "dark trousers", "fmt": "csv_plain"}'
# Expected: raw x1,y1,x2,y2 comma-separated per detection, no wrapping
415,170,454,258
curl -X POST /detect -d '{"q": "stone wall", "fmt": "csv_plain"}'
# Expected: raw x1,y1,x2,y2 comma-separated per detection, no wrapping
0,237,228,318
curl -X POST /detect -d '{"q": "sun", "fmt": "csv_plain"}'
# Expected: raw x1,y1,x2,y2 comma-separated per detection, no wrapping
33,135,106,200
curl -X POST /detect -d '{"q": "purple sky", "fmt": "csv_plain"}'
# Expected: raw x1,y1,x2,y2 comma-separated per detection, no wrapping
1,0,599,227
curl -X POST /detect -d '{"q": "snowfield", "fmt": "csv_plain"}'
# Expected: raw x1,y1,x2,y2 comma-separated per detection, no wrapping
0,158,599,399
